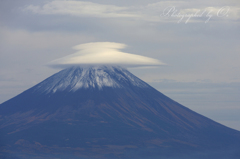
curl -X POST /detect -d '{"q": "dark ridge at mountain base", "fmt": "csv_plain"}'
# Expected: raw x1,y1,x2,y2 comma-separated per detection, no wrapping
1,148,240,159
0,66,240,159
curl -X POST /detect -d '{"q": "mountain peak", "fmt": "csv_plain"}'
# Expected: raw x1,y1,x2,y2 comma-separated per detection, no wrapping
1,65,240,159
34,65,148,94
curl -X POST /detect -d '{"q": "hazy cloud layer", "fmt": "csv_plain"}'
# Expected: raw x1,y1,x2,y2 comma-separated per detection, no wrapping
49,42,164,68
24,0,240,23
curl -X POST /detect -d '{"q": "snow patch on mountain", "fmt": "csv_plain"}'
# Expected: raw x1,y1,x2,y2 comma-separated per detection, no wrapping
34,65,148,94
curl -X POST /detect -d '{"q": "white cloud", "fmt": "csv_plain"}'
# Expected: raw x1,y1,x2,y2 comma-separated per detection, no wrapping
48,42,164,68
24,0,137,18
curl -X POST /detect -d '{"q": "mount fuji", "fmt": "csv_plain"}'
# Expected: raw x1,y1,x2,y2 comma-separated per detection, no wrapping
0,65,240,159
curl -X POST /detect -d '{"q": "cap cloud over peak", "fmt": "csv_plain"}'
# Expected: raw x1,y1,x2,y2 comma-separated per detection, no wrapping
48,42,164,68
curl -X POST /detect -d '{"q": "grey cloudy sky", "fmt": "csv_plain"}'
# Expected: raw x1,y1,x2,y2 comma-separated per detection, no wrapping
0,0,240,130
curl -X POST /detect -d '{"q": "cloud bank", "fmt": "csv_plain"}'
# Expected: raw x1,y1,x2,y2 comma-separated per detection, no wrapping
24,0,240,23
48,42,164,68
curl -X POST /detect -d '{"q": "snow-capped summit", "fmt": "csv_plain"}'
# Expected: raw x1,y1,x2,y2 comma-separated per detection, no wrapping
34,65,148,93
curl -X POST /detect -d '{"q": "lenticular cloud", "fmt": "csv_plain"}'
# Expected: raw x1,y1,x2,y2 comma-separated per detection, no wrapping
49,42,164,68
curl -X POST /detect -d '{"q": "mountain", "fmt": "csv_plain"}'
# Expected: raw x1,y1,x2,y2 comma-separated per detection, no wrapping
0,65,240,159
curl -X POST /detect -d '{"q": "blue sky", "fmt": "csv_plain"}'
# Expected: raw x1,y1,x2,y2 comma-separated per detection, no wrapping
0,0,240,130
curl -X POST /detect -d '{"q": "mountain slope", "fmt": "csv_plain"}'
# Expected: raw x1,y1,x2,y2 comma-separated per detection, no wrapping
0,65,240,159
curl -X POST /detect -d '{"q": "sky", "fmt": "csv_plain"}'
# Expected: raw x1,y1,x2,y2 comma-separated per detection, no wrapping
0,0,240,130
